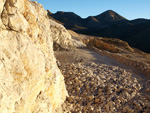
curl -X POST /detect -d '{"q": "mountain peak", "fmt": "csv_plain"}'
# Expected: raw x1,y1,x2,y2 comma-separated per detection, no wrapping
55,11,76,15
56,11,65,13
51,11,84,29
105,9,116,13
54,11,82,19
95,10,127,22
102,10,120,16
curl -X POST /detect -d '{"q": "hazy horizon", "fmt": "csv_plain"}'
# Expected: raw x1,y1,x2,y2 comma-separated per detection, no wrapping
32,0,150,20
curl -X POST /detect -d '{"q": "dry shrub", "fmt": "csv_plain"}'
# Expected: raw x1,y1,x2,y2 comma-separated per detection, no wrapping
88,39,120,53
100,38,134,52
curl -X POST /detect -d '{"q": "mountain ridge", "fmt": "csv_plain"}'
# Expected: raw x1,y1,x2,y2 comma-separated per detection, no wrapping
49,10,150,53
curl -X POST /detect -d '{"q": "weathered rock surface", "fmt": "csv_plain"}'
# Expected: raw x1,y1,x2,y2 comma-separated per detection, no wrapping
0,0,82,112
50,21,85,51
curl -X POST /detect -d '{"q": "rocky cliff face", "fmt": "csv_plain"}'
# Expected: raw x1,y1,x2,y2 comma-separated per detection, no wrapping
0,0,80,113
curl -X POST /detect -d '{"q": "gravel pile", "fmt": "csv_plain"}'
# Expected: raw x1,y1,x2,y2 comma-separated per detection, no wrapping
60,62,150,113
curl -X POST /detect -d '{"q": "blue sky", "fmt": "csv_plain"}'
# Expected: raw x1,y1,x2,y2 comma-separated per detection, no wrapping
33,0,150,20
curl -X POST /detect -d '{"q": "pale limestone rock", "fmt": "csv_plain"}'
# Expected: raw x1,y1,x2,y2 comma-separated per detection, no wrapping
0,0,6,30
0,20,5,30
1,7,8,26
5,0,25,14
5,1,17,14
8,13,29,32
0,0,6,15
50,20,85,49
50,20,73,49
0,0,75,113
12,0,25,14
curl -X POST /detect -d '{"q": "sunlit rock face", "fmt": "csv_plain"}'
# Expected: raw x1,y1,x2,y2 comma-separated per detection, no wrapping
0,0,73,112
50,20,85,50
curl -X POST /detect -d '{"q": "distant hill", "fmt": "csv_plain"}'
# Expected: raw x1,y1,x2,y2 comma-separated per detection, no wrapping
48,10,150,53
50,11,85,30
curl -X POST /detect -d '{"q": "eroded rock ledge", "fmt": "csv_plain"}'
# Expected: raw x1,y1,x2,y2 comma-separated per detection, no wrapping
0,0,81,112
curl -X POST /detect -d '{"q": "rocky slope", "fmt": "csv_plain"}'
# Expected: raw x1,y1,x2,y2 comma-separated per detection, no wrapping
0,0,83,113
61,63,150,113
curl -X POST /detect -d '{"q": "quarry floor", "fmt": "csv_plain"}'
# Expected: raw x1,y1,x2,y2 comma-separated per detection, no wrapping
55,48,150,112
55,47,148,80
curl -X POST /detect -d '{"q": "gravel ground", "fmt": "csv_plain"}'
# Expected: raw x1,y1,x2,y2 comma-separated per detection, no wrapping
60,62,150,113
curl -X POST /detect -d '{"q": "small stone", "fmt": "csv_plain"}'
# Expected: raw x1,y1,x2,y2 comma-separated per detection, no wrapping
94,98,100,103
66,97,72,102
